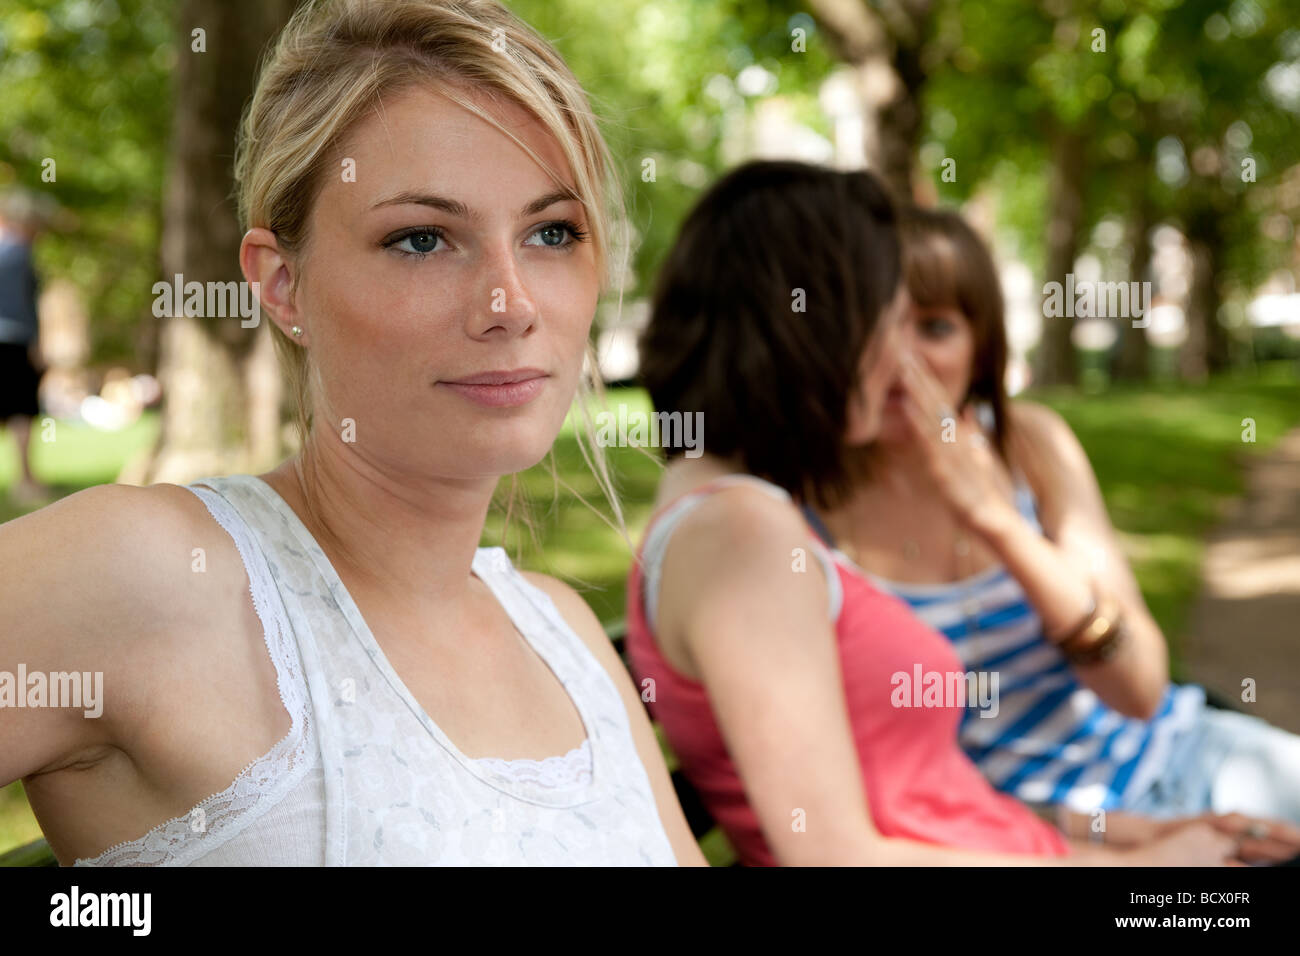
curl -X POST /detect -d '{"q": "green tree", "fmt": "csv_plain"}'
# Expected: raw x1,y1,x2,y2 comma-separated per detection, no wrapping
0,0,172,366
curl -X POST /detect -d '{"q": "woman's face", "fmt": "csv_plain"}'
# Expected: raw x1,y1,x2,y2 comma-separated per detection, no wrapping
263,84,599,481
844,283,909,445
876,298,976,445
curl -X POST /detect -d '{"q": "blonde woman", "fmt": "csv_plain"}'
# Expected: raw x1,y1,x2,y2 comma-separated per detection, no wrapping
0,0,701,866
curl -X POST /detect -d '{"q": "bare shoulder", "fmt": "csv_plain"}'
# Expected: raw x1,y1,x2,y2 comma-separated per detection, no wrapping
1006,399,1076,448
1006,400,1092,481
0,481,251,670
1006,400,1110,532
4,479,216,541
663,482,825,608
676,481,807,545
659,483,814,586
0,481,246,779
2,482,213,598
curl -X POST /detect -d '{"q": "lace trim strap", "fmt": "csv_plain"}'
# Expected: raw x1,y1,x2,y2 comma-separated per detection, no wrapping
73,483,316,866
473,739,593,789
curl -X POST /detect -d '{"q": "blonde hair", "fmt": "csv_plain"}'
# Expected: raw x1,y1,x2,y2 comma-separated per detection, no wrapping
233,0,632,555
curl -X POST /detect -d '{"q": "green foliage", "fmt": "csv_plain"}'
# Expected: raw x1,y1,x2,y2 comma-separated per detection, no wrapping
509,0,836,310
1,0,845,368
0,782,43,860
0,0,173,362
924,0,1299,304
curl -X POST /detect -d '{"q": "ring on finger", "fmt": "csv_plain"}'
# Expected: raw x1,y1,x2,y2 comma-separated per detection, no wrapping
1246,822,1270,840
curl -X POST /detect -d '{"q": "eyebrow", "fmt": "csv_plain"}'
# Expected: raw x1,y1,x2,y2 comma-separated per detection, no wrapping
370,187,581,221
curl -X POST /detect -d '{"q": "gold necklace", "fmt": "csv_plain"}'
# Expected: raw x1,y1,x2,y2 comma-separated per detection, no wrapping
835,523,970,569
837,520,983,634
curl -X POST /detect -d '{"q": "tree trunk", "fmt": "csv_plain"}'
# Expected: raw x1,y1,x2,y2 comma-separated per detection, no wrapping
1037,123,1087,386
136,0,297,486
1113,191,1152,381
807,0,933,200
1181,222,1229,382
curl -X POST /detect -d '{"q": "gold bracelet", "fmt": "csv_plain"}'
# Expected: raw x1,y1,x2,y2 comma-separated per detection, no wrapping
1045,586,1099,645
1060,600,1127,666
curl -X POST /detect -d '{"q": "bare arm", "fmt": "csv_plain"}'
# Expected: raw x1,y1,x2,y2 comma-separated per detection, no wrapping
893,356,1168,720
0,485,184,788
523,571,709,866
653,485,1176,865
1001,401,1171,719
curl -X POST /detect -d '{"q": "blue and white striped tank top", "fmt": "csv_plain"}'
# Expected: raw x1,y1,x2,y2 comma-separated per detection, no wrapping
850,481,1205,812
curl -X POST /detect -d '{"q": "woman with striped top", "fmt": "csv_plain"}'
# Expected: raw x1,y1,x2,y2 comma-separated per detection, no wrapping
812,206,1300,859
627,159,1247,865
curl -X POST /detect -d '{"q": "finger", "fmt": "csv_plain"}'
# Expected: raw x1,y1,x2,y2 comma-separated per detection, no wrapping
904,369,956,426
899,351,950,405
1262,820,1300,846
899,392,945,449
1217,812,1249,832
1235,839,1298,863
896,360,937,424
898,356,954,424
902,377,961,450
1220,815,1300,848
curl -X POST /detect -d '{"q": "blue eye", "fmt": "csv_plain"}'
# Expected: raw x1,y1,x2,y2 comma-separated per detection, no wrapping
385,229,443,257
525,219,589,249
919,316,955,337
533,224,567,247
382,219,589,260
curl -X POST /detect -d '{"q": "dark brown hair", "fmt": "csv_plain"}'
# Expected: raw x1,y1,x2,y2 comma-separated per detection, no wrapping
900,205,1010,459
638,160,900,509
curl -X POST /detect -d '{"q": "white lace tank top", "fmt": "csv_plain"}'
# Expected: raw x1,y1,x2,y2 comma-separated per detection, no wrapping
74,474,676,866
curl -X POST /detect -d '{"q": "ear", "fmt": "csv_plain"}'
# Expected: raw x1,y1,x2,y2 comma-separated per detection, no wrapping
240,228,306,343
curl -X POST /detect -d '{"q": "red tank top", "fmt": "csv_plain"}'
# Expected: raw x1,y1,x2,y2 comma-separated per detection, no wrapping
625,478,1072,865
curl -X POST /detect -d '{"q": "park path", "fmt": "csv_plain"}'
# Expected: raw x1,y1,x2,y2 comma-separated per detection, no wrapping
1182,426,1300,734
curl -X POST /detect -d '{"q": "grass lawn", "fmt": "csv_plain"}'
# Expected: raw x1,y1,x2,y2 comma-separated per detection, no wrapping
0,413,161,526
1030,361,1300,672
2,361,1298,862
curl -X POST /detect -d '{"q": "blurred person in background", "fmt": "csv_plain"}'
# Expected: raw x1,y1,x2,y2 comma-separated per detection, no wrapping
0,189,51,505
813,205,1300,846
626,159,1277,866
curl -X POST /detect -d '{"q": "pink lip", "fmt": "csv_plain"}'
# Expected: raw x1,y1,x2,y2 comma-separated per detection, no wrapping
439,368,549,407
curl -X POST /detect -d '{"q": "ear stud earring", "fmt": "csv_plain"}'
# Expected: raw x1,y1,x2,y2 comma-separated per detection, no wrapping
291,325,303,337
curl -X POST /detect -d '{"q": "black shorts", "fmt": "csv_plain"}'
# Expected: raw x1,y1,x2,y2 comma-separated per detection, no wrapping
0,341,41,419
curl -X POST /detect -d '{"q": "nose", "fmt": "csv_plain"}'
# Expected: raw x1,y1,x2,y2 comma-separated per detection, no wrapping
468,242,539,339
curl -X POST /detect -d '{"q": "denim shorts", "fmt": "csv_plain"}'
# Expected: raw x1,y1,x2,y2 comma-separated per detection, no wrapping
1123,705,1300,825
